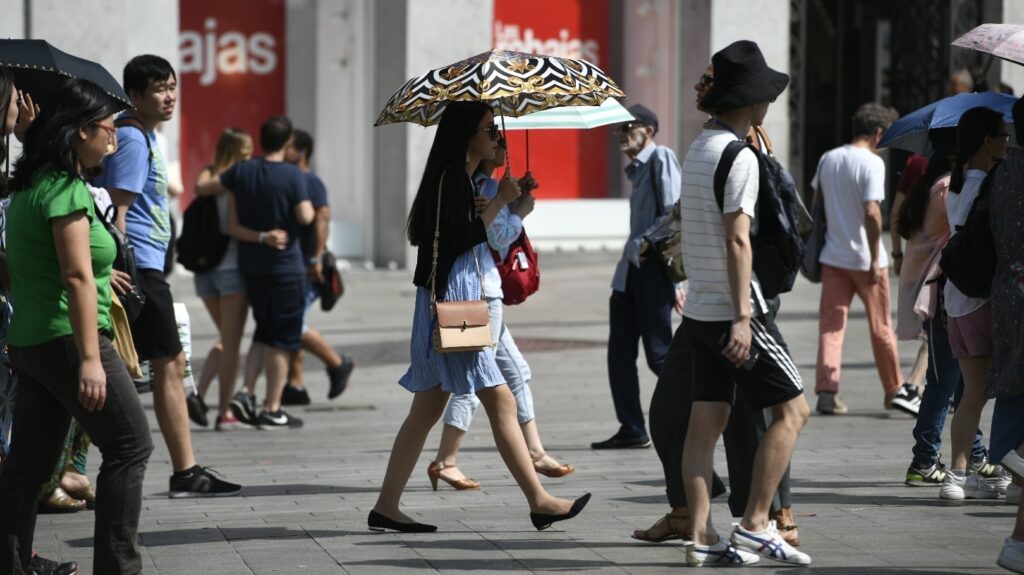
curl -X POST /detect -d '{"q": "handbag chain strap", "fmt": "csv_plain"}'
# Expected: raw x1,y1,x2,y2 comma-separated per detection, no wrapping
429,167,485,307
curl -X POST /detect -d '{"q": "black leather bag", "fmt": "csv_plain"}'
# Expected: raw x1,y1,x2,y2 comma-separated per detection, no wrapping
95,202,146,321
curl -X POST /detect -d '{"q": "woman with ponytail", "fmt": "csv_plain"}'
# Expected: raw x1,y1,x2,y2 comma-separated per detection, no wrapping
938,106,1008,501
896,128,990,488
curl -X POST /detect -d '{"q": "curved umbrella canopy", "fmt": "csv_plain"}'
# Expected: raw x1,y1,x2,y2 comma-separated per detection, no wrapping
879,91,1017,154
375,49,625,127
0,39,132,111
498,98,633,131
953,23,1024,67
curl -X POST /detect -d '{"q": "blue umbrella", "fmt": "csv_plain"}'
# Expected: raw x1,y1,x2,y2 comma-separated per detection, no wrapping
879,91,1018,154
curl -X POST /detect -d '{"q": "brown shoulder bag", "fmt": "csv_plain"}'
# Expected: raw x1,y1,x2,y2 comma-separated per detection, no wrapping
430,170,492,353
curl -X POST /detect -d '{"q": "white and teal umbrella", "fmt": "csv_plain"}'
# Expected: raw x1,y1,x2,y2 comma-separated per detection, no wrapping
497,98,634,130
496,98,633,171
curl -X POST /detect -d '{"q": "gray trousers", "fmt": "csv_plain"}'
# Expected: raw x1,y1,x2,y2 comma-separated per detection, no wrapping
0,335,153,575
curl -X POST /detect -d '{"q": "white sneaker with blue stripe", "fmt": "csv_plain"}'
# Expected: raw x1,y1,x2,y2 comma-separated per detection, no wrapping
730,521,812,565
685,537,760,567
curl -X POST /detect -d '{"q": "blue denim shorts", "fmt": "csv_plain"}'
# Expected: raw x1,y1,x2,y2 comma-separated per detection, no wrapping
194,268,246,299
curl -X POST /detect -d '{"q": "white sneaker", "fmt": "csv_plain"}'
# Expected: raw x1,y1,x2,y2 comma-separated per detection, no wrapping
940,471,999,500
1003,451,1024,479
1007,484,1022,506
992,470,1013,495
685,537,760,567
998,537,1024,574
730,521,811,565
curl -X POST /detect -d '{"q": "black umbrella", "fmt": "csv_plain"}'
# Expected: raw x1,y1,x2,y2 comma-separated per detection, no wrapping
0,39,132,111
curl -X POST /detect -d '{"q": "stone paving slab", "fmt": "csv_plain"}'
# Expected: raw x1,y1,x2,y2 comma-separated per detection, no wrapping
29,252,1014,574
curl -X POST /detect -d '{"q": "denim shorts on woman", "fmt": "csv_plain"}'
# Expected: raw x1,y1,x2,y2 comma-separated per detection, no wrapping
194,268,246,299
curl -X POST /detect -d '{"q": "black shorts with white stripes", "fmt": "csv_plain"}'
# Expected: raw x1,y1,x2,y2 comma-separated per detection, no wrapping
683,314,804,409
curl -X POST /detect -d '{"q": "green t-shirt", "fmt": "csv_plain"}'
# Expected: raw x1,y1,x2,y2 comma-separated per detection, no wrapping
6,171,115,346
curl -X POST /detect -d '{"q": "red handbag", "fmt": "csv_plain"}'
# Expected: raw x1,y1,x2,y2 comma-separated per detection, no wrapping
492,229,540,305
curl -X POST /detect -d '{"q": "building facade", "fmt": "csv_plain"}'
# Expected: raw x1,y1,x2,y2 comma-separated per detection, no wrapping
1,0,1014,267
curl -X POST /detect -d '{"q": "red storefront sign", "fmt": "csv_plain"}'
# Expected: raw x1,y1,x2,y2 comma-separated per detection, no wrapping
178,0,285,207
493,0,610,199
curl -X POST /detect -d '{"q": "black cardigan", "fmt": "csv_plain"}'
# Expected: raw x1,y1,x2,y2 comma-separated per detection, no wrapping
412,170,488,301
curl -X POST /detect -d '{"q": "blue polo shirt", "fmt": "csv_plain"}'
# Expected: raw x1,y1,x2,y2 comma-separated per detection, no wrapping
220,158,310,276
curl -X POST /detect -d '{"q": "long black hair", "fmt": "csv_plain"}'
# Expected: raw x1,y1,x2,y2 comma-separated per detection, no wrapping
897,128,955,240
0,68,15,197
950,106,1003,194
406,101,492,246
10,78,122,192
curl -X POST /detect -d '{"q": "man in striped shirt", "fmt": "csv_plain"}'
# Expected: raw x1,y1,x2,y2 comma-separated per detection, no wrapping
678,41,811,567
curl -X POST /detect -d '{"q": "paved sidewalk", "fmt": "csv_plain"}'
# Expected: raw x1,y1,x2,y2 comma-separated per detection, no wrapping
32,253,1014,574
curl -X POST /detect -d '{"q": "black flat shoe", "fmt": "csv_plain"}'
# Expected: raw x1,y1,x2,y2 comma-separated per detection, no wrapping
530,493,592,531
367,509,437,533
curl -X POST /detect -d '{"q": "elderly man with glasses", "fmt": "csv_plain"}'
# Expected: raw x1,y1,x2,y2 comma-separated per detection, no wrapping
592,104,684,450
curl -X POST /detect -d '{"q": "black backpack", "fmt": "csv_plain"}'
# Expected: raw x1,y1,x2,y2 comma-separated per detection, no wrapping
176,195,230,273
939,168,996,299
714,140,806,300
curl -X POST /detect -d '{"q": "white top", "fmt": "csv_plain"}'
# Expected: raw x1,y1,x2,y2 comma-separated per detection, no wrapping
811,144,889,271
944,169,990,318
680,129,764,322
214,192,239,272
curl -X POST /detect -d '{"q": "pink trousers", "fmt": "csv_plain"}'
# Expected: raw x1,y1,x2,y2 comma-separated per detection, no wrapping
816,264,904,395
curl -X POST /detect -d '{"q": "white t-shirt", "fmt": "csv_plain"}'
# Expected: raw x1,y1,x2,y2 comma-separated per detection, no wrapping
680,129,763,322
811,144,889,271
944,169,990,318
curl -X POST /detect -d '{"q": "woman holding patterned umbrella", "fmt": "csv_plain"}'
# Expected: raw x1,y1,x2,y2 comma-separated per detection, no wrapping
369,101,589,533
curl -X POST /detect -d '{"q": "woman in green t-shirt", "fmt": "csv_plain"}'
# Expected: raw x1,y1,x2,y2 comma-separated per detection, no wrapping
0,78,155,575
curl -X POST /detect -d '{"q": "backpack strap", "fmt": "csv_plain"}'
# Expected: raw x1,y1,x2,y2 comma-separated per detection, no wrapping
648,153,664,218
713,140,753,212
114,116,153,168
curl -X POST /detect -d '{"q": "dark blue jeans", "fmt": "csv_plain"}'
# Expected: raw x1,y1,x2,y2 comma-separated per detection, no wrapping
911,318,986,466
990,394,1024,464
607,258,675,438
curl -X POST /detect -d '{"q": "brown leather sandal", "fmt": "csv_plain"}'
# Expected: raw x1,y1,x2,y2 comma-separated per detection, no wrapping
631,513,691,543
427,462,481,491
770,507,800,546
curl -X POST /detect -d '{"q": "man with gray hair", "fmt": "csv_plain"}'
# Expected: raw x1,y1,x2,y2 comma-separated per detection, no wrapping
811,103,920,416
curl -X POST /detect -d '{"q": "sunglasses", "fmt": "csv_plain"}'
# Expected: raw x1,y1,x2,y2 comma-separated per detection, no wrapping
93,123,117,138
477,124,501,141
699,73,714,87
616,122,647,134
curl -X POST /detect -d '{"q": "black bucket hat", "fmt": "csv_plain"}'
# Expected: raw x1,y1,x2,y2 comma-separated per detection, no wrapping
699,40,789,113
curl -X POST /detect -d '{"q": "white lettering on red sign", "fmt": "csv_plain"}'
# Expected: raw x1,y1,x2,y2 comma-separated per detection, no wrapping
180,18,278,86
494,21,600,66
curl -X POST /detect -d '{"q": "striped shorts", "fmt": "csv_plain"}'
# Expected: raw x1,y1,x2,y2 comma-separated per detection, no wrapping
683,314,804,409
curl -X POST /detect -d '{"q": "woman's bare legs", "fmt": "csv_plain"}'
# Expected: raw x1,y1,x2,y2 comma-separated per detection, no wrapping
907,341,929,389
373,387,451,522
216,292,249,417
476,385,573,514
950,357,991,470
196,296,223,402
521,419,567,470
434,424,472,482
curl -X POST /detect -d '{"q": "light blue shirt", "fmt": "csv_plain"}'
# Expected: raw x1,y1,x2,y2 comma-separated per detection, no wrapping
94,122,170,271
611,143,682,292
473,173,526,300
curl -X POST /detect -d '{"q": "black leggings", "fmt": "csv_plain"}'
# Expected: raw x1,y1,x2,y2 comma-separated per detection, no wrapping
649,322,791,516
0,335,153,574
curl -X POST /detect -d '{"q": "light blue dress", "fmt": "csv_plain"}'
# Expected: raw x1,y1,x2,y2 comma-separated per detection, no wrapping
399,246,505,395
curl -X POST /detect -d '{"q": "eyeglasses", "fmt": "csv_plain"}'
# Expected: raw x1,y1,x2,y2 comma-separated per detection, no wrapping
477,125,500,141
699,73,714,87
93,123,117,138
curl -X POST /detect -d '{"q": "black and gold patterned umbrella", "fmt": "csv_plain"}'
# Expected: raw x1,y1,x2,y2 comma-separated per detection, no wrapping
374,49,625,127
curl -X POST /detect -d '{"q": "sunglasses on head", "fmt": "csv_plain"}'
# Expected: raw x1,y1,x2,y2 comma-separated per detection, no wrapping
477,124,501,141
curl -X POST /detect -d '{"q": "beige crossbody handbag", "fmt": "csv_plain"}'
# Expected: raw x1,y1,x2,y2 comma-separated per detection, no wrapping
430,170,492,353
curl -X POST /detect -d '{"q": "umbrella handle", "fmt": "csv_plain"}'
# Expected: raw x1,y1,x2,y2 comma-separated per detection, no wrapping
525,130,530,173
499,107,512,173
